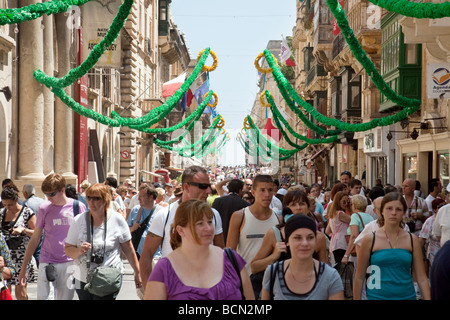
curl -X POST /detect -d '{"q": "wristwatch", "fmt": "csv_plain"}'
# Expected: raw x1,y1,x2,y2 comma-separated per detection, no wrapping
343,255,350,258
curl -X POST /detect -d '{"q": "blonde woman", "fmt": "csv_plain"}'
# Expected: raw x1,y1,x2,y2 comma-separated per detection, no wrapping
341,194,374,265
144,199,254,300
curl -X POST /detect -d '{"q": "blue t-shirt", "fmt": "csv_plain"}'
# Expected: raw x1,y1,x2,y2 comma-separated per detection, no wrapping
127,205,156,255
347,212,374,235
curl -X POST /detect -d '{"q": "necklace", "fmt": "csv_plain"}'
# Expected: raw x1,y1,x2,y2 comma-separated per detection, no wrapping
383,228,400,249
287,261,315,284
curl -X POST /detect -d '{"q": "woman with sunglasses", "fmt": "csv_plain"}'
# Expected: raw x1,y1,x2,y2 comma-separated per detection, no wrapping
65,183,142,300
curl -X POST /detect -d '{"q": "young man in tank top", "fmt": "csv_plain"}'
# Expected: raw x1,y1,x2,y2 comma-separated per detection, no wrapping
226,175,282,274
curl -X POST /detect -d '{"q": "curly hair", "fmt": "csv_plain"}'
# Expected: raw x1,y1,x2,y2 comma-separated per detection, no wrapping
1,187,18,202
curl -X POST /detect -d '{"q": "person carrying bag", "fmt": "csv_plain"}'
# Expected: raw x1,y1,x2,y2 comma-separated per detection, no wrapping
84,210,122,298
65,183,143,300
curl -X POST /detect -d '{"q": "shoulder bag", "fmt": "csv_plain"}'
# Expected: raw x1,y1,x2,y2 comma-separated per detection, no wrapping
84,211,122,297
131,207,155,251
224,247,245,300
345,212,365,256
1,207,26,250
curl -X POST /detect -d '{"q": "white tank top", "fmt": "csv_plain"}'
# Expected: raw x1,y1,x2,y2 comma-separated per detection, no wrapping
238,206,279,274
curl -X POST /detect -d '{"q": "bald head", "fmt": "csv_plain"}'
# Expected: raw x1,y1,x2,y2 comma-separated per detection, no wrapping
402,178,415,197
373,196,383,217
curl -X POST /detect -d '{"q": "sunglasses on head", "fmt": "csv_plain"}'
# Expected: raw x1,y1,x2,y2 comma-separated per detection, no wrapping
44,191,59,198
187,182,211,190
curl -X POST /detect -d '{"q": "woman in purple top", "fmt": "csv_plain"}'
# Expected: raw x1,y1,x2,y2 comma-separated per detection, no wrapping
144,199,254,300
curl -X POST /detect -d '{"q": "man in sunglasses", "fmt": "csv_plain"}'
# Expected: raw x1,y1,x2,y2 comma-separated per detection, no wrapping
18,173,86,300
140,166,224,288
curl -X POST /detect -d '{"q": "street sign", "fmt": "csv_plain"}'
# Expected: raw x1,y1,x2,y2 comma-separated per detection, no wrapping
121,150,130,159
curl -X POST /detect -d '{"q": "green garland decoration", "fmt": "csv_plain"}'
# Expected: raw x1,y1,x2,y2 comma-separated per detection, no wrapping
33,0,134,90
237,132,272,162
176,129,221,158
245,115,298,157
153,109,205,145
194,132,229,158
265,91,339,144
326,0,420,110
245,128,295,161
367,0,450,19
154,115,222,156
258,0,450,133
0,0,94,25
131,90,213,133
172,115,222,151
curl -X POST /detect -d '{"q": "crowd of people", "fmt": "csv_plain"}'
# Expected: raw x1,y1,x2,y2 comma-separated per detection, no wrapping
1,167,449,300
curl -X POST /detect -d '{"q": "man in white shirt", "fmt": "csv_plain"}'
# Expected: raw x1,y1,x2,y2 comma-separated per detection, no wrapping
139,166,224,288
425,178,442,216
163,183,175,203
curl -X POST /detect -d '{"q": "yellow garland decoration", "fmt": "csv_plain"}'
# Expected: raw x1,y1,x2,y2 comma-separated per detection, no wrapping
197,49,218,72
260,91,271,107
243,116,251,130
204,91,218,108
254,52,277,74
215,115,225,129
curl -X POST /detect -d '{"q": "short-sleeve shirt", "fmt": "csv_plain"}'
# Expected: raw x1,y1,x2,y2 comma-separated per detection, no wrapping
65,210,131,282
148,249,246,300
347,212,374,235
36,199,86,264
262,260,343,300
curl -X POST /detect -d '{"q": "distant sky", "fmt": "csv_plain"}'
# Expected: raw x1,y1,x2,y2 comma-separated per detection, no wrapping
170,0,296,166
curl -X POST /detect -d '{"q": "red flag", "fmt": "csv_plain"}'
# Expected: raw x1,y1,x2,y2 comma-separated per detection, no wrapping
285,58,296,67
162,72,186,98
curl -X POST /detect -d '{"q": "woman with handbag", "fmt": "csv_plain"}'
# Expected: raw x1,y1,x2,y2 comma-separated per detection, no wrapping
144,199,255,300
0,187,36,300
65,183,142,300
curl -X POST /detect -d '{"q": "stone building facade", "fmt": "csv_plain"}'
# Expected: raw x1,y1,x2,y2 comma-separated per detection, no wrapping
0,0,192,195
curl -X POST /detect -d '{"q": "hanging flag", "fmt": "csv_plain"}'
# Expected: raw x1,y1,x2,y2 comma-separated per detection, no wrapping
179,92,187,115
194,73,210,105
280,35,296,67
162,72,186,98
